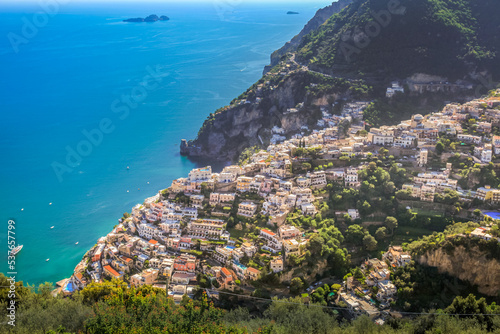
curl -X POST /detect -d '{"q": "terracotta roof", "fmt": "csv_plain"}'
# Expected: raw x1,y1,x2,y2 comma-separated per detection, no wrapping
246,267,260,274
261,229,275,236
149,239,158,244
104,265,120,277
221,267,232,276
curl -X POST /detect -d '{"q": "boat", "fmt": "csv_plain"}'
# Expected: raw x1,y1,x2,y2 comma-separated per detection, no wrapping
49,202,52,205
46,258,50,262
10,245,23,256
75,242,79,245
50,226,54,229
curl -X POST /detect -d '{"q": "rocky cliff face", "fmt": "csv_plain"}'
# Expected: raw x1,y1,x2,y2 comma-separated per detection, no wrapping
181,72,322,162
180,70,365,162
263,0,352,74
417,246,500,296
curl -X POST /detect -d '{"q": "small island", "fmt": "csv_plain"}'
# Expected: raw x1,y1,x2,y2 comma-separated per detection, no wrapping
287,11,299,15
123,14,169,23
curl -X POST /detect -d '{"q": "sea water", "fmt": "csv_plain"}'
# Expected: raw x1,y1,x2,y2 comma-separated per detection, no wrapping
0,0,331,285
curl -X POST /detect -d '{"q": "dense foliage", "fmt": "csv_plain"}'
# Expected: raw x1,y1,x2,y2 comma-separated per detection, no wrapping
407,221,500,261
1,275,499,334
392,261,488,312
297,0,500,80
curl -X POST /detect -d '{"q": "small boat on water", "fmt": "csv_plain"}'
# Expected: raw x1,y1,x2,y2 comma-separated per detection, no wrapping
75,242,79,245
46,258,50,262
50,226,54,229
10,245,23,256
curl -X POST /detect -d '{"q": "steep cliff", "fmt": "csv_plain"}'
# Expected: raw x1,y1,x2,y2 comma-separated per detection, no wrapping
417,245,500,297
263,0,353,74
180,70,371,162
181,0,500,161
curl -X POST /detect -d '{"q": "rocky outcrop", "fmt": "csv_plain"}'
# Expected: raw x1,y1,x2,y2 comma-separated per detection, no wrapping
279,260,329,284
181,72,312,162
263,0,352,74
180,71,361,162
417,245,500,296
123,15,169,22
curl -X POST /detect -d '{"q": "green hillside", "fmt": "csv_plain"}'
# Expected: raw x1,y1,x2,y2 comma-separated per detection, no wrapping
297,0,500,81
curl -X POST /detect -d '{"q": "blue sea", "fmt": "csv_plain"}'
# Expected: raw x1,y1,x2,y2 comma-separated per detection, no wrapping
0,0,332,285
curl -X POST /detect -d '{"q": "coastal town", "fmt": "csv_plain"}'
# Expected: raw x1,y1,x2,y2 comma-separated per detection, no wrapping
59,89,500,322
6,1,500,332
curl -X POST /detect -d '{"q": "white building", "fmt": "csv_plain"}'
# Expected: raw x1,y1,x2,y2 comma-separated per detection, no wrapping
386,82,404,98
237,202,258,218
306,171,327,188
187,166,212,182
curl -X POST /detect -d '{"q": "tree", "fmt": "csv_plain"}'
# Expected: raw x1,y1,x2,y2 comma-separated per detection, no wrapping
331,284,341,292
287,253,302,266
339,118,350,136
290,277,304,294
307,234,325,256
302,162,311,171
445,294,499,331
385,216,398,235
359,200,372,216
396,188,413,200
375,227,387,240
353,267,364,279
345,224,365,244
263,296,339,333
436,141,445,155
378,147,389,158
363,234,378,251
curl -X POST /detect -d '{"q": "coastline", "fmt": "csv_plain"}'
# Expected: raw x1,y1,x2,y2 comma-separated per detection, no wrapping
62,89,500,293
0,2,330,285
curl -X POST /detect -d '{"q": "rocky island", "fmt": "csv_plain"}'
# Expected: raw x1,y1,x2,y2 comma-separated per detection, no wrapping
123,14,169,22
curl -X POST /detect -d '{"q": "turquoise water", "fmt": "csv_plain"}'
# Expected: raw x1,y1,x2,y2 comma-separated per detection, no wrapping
0,1,332,285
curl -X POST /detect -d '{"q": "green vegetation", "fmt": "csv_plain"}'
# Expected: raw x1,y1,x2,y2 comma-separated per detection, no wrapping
407,223,500,261
297,0,500,80
304,72,371,100
2,275,499,333
238,146,262,166
392,261,496,314
363,94,453,127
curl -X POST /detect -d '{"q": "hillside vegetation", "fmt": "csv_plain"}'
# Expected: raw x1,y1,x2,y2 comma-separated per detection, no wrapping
1,275,499,334
297,0,500,80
